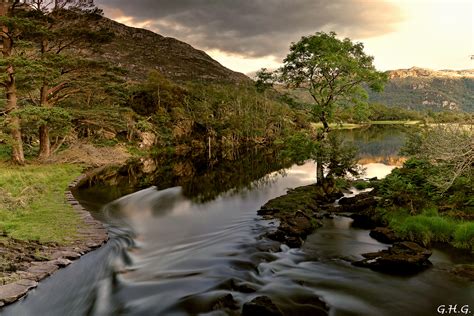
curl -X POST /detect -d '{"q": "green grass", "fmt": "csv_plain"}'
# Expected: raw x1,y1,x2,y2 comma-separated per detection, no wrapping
384,209,473,251
453,222,474,250
0,163,83,244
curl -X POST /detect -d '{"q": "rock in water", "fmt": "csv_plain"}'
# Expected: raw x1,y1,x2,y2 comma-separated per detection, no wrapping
369,227,400,244
353,241,432,274
242,296,283,316
339,192,377,213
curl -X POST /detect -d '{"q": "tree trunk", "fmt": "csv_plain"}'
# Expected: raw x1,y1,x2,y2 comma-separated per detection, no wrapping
38,85,52,159
2,14,25,164
38,125,51,160
5,76,25,165
10,116,24,165
315,112,330,185
316,154,324,184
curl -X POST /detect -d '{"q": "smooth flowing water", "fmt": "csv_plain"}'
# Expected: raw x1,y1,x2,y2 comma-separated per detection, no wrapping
4,126,473,316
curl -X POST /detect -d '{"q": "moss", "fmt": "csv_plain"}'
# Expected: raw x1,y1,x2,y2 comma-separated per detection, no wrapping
262,184,319,216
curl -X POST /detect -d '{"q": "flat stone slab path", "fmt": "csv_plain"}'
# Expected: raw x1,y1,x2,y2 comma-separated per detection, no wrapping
0,175,109,307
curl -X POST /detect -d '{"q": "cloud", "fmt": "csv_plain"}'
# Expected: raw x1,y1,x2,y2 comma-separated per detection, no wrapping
96,0,403,59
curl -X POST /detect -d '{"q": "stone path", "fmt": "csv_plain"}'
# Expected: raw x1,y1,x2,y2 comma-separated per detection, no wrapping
0,175,109,307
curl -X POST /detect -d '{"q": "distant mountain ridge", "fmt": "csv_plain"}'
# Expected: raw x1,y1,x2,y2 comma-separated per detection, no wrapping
93,17,250,84
388,67,474,79
369,67,474,112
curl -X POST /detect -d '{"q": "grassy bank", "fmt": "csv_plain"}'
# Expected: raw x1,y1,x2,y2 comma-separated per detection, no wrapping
374,158,473,252
382,208,474,251
0,163,83,244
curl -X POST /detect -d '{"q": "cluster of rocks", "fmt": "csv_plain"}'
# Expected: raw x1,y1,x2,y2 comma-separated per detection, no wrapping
0,175,108,307
192,292,327,316
258,183,437,276
258,184,342,248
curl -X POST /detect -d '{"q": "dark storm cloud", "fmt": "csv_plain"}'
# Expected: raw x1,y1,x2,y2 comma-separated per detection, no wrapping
96,0,402,58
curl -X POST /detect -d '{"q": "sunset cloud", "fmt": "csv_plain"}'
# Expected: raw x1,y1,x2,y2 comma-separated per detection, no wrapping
96,0,403,59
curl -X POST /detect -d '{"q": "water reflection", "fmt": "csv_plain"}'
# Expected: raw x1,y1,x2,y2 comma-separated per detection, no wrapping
337,125,407,166
75,148,292,212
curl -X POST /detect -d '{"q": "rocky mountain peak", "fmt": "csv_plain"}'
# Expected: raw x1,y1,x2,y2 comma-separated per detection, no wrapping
389,67,474,79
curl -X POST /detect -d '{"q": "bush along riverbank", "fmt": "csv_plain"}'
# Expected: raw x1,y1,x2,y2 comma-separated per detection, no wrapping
257,160,473,279
0,164,108,306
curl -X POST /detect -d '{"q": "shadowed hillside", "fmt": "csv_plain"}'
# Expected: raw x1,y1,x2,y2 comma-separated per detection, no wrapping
93,17,250,83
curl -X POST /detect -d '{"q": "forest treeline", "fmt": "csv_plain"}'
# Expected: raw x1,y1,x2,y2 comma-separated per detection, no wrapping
0,2,471,165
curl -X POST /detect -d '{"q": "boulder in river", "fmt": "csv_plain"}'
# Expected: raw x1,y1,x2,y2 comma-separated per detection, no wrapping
369,227,400,244
339,192,377,213
353,241,432,274
242,296,283,316
266,210,321,248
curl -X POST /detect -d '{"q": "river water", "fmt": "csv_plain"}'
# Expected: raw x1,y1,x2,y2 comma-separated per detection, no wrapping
4,126,473,316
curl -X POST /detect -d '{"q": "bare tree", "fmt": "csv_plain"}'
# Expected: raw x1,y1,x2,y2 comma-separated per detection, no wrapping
406,124,473,192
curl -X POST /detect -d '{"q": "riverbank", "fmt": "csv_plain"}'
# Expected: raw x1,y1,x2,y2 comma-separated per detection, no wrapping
258,180,474,280
0,162,111,306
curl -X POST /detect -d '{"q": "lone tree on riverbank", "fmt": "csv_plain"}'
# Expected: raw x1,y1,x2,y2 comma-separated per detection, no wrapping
278,31,386,184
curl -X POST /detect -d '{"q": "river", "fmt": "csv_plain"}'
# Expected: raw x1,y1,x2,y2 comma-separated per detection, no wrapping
4,125,473,316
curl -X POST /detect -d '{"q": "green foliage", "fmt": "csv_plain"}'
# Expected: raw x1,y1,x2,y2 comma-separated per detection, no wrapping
0,145,11,161
279,31,387,124
353,180,372,190
128,71,188,116
275,32,386,183
323,133,361,178
126,73,300,148
255,68,275,92
453,223,474,250
15,106,71,134
366,103,423,122
376,158,438,210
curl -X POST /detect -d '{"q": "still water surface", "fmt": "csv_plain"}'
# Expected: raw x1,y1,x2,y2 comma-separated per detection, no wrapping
4,126,473,316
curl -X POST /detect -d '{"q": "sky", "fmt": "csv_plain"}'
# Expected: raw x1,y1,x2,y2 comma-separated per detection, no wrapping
95,0,474,75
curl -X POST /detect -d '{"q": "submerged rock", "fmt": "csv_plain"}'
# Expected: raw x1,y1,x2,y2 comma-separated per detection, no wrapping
353,241,432,274
211,293,239,311
451,264,474,282
242,296,283,316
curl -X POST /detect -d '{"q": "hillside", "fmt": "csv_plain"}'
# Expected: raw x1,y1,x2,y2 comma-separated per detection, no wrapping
94,17,250,84
368,67,474,112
